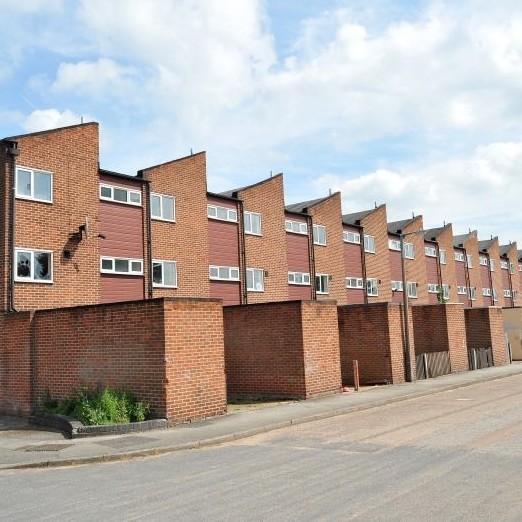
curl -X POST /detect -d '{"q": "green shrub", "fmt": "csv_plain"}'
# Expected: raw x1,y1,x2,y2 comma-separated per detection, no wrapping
43,387,150,426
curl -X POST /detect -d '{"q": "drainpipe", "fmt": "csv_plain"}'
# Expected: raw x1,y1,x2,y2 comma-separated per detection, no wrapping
5,140,20,312
307,214,316,300
507,255,515,308
145,181,153,299
359,225,368,304
462,247,473,307
487,253,494,306
237,198,248,305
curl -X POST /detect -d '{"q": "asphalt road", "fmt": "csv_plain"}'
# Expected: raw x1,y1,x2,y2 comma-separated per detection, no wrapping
2,374,522,521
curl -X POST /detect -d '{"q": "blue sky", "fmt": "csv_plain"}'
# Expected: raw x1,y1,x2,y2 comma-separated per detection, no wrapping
2,0,522,246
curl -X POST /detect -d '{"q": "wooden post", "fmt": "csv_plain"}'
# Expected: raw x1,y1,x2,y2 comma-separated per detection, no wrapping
353,360,360,391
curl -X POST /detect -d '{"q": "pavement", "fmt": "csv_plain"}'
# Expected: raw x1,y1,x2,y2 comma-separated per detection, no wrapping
2,362,522,471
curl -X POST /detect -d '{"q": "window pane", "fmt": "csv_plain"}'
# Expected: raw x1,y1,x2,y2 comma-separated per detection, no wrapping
162,197,174,220
218,267,228,279
114,259,129,272
163,262,176,286
151,195,162,217
207,206,217,218
247,270,254,289
17,251,31,278
230,268,239,279
153,262,162,284
129,191,141,204
254,270,263,290
130,261,142,272
34,171,52,201
101,258,112,270
229,210,237,221
17,169,32,197
209,266,218,278
34,252,51,280
113,188,127,202
216,207,228,220
244,213,252,233
100,186,112,198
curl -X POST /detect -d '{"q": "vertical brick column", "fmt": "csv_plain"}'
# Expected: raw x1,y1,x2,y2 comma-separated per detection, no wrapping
465,307,507,366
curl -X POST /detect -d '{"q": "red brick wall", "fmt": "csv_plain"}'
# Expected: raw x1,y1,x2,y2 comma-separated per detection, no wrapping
463,232,483,306
435,225,458,303
338,303,411,385
0,311,33,415
224,301,341,399
412,303,468,372
237,175,289,303
0,145,10,310
309,193,347,305
11,124,101,311
0,298,226,423
361,205,392,302
465,307,507,366
141,153,210,299
401,216,428,305
486,240,502,305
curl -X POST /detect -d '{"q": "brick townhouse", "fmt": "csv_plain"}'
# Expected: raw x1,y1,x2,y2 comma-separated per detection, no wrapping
499,243,519,307
478,237,502,306
453,231,483,307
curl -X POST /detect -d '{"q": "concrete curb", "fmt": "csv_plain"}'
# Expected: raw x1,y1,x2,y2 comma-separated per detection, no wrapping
5,367,520,471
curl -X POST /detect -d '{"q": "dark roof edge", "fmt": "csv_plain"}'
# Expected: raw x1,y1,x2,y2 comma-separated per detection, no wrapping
138,150,206,175
4,121,99,141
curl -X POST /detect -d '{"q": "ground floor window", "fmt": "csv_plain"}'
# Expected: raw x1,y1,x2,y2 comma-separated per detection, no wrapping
247,268,264,291
153,260,177,287
315,274,329,294
15,248,53,282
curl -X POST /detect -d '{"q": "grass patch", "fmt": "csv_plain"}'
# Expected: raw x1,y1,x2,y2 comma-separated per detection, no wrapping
43,387,150,426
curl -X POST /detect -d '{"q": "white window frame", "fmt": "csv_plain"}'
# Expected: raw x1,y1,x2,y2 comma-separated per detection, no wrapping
366,278,378,296
100,184,142,206
504,289,512,298
100,257,143,275
16,166,53,203
288,271,311,285
403,243,415,260
152,260,177,288
151,193,175,222
442,284,450,300
209,265,240,281
427,283,439,294
468,286,477,300
493,288,499,302
457,286,467,295
479,256,488,266
346,277,364,289
285,220,308,235
466,255,473,268
519,264,522,272
207,205,237,223
14,248,53,283
343,231,361,244
364,235,376,254
490,259,495,271
454,252,465,262
391,280,404,292
315,273,329,294
500,260,509,270
388,239,401,251
246,268,264,292
407,281,418,298
244,211,262,236
313,224,327,246
425,246,437,257
439,249,447,265
509,263,515,274
483,288,492,297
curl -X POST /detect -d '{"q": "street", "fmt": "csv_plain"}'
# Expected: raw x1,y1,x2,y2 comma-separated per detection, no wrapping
2,374,522,521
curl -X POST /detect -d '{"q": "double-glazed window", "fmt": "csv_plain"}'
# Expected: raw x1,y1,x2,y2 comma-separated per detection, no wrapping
366,278,378,296
207,205,237,222
391,280,403,292
285,220,307,234
315,274,329,294
441,284,450,300
209,265,240,281
403,243,414,259
454,252,465,262
244,212,262,235
427,283,439,293
16,167,52,203
100,184,142,206
313,225,327,246
439,249,447,264
288,272,310,285
468,287,477,300
247,268,264,291
343,231,361,244
407,282,417,298
466,255,473,268
457,286,467,295
346,277,364,289
500,260,509,270
364,235,375,254
425,246,437,257
100,257,143,275
152,260,177,287
504,289,512,298
479,256,489,266
151,193,175,222
483,288,492,297
15,248,53,282
389,239,401,251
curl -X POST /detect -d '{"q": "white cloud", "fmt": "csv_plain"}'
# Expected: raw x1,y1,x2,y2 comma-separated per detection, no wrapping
22,109,86,132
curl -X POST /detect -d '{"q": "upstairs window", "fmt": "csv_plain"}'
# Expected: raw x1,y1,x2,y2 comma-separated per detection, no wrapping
389,239,401,251
285,219,308,235
427,283,439,293
288,272,310,285
100,184,141,206
16,167,52,203
346,277,364,289
442,284,450,300
343,231,361,244
151,193,175,222
207,205,237,222
315,274,329,294
425,246,437,257
313,224,327,246
407,281,418,298
466,255,473,268
457,286,467,295
247,268,264,291
15,248,53,283
468,286,477,300
364,235,376,254
244,212,262,235
403,243,415,259
490,259,495,271
366,278,378,296
152,260,177,288
101,257,143,275
439,249,447,265
391,280,404,292
454,252,465,262
500,260,509,270
209,265,240,281
483,288,492,297
479,256,488,266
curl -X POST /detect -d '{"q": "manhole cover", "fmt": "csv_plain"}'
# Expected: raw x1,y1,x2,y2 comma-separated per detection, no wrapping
96,436,158,449
22,444,73,452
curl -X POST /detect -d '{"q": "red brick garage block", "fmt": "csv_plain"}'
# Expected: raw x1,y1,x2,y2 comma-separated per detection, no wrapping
465,307,507,366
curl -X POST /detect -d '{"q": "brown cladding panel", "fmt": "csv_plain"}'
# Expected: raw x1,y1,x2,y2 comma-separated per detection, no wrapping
346,289,365,304
99,174,143,191
289,285,312,300
502,269,511,306
100,274,144,303
389,248,402,281
99,201,144,258
208,220,240,267
426,256,439,304
344,243,363,277
210,281,240,305
286,233,309,272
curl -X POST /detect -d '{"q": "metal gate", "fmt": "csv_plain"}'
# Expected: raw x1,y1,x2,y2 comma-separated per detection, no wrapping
416,351,451,380
468,347,493,370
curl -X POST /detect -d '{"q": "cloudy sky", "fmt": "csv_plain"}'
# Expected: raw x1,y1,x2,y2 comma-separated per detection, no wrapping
1,0,522,245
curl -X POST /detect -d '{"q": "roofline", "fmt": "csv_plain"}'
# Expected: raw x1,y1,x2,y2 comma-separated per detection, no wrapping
207,191,241,202
138,150,206,175
3,121,98,141
99,168,149,183
342,203,386,226
231,172,283,198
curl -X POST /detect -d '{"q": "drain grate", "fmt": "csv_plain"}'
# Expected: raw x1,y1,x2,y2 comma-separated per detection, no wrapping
22,443,73,452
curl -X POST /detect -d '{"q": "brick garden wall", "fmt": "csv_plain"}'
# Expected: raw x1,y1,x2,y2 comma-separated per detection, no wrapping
0,298,227,423
465,307,507,366
224,300,341,400
338,302,412,385
412,303,468,372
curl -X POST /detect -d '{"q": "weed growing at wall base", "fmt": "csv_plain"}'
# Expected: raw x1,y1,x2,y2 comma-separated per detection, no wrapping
44,387,150,426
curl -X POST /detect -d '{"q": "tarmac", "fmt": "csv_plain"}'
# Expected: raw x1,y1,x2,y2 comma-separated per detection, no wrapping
2,362,522,471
